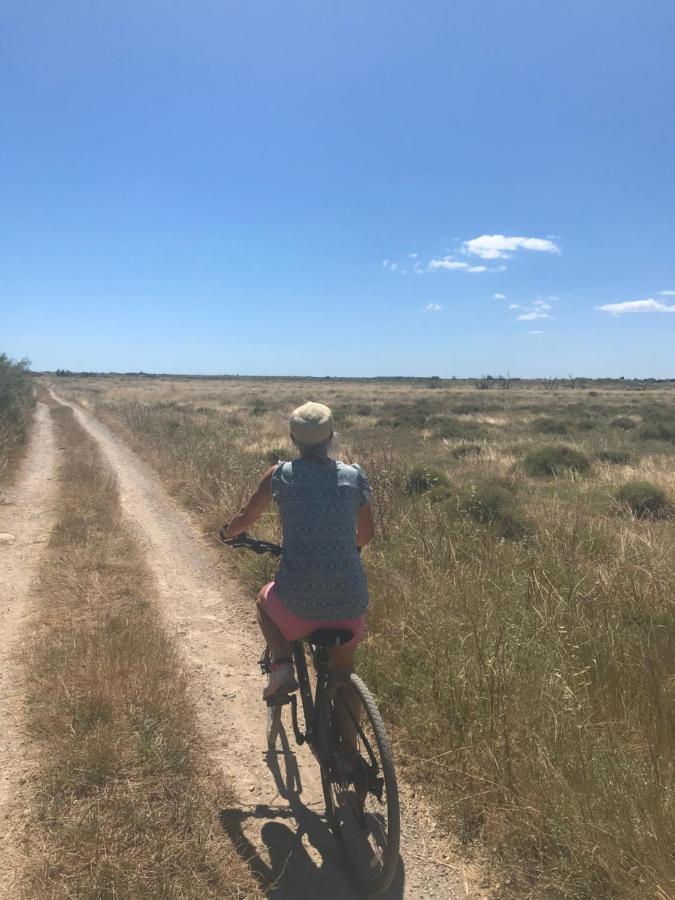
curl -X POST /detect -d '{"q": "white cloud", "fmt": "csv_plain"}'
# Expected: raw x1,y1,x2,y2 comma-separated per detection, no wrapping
410,253,418,259
382,259,398,271
462,234,561,260
428,257,470,270
532,300,552,310
424,302,442,312
493,293,507,300
528,330,545,335
517,311,552,321
659,289,675,296
508,304,520,309
428,257,488,273
596,298,675,315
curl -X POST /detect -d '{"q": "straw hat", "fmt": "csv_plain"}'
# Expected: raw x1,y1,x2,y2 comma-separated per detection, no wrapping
289,401,334,445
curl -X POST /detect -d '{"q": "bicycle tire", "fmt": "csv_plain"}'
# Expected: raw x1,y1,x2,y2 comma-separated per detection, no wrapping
319,673,400,895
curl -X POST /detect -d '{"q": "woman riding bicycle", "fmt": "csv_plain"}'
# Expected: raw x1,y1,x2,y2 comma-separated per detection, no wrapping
223,401,375,700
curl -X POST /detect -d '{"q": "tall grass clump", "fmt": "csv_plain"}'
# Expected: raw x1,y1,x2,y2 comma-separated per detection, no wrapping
0,353,34,478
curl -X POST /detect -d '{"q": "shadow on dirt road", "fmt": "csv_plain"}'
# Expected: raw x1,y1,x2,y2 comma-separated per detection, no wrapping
220,720,405,900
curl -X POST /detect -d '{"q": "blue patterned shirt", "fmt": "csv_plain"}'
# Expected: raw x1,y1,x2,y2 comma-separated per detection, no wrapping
271,459,372,620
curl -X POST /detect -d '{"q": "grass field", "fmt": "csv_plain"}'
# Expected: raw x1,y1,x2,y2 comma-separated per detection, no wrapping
53,375,675,899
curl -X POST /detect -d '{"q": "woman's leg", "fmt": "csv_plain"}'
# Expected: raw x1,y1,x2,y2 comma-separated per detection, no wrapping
256,588,291,662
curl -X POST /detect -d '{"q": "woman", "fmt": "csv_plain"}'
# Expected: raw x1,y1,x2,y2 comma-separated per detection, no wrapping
223,401,374,700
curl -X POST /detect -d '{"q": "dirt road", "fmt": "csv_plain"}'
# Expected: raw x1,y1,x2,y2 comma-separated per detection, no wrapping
51,392,469,899
0,403,58,893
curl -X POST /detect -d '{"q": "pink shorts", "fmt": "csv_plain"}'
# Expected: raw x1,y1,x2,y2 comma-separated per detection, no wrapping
260,582,366,649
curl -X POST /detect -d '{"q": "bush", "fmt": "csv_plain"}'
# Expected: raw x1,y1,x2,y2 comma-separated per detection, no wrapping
404,465,449,495
0,353,34,475
532,417,568,435
452,442,483,459
460,481,529,540
576,417,597,431
431,416,486,440
615,481,670,519
610,416,637,431
636,420,673,442
595,449,632,465
524,445,590,477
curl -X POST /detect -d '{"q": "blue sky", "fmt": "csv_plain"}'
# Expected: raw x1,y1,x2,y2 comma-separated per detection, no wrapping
1,0,674,377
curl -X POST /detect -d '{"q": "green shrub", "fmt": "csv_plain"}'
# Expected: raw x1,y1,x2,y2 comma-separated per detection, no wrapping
452,442,483,459
404,465,449,495
615,481,670,519
431,416,486,440
576,417,597,431
532,417,568,435
595,449,632,465
460,481,529,540
610,416,636,430
636,420,673,442
355,404,372,417
524,445,590,477
0,353,34,476
249,398,267,416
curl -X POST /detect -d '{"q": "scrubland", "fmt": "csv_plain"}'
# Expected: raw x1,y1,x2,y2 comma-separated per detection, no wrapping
52,375,675,899
23,397,262,898
0,354,34,479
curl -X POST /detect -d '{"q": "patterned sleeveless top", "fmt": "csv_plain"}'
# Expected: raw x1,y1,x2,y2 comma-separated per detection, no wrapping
271,458,372,620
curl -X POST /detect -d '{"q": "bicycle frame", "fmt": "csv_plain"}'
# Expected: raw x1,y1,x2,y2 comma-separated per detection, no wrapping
286,641,332,751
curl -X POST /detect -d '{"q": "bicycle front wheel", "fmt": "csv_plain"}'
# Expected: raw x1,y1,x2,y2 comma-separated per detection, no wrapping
320,673,400,895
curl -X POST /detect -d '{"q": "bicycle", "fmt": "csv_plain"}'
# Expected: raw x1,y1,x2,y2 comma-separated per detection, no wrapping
219,529,401,895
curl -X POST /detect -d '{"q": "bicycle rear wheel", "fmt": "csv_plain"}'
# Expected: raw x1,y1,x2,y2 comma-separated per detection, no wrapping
320,673,400,895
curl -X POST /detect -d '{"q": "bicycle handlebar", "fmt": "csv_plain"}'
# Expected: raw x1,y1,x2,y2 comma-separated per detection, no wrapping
219,528,283,557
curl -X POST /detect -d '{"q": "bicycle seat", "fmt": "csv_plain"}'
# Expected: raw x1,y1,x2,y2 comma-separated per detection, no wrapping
307,628,354,648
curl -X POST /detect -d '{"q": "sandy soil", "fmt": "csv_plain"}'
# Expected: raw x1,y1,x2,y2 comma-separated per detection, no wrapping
52,391,475,899
0,403,58,895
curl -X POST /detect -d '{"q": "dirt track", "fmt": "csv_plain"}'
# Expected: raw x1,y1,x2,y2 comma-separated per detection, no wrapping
0,403,58,893
49,391,470,899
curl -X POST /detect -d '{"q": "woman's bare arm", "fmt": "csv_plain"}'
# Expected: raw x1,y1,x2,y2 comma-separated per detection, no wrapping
224,467,275,538
356,502,375,548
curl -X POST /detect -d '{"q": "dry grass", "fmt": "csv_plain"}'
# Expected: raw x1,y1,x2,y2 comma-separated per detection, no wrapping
21,401,262,898
52,375,675,899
